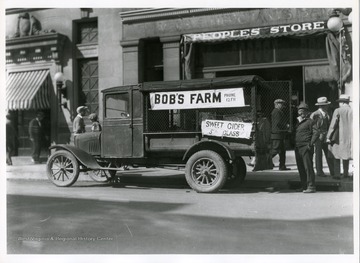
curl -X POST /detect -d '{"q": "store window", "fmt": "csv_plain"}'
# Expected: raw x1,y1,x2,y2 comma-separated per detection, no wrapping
141,38,163,82
77,19,98,44
276,35,327,62
196,42,240,67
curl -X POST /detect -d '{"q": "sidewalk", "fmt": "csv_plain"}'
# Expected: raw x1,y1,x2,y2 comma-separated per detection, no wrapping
6,153,353,192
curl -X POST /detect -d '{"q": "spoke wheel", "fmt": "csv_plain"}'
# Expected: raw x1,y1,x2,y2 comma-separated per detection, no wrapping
46,150,80,187
89,162,117,182
185,150,228,193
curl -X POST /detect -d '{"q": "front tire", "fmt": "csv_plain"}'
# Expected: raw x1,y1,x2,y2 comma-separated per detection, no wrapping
47,150,80,187
185,150,228,193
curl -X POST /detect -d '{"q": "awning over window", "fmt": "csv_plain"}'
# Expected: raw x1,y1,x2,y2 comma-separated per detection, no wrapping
6,70,51,110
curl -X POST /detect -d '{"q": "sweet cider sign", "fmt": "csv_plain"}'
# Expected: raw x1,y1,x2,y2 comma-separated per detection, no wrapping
201,119,253,139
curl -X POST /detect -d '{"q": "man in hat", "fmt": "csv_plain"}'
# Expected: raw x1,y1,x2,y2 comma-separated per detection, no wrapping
294,102,318,193
310,97,334,177
326,94,353,179
29,111,45,164
73,106,88,135
271,99,290,170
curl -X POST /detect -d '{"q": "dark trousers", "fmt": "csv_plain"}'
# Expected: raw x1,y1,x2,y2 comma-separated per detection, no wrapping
332,158,350,177
314,140,334,176
295,146,316,190
31,138,42,162
272,139,286,168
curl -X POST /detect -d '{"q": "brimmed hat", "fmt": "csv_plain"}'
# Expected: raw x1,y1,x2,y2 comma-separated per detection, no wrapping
315,97,331,106
297,102,309,110
88,113,98,121
274,99,285,104
336,94,351,102
76,106,88,114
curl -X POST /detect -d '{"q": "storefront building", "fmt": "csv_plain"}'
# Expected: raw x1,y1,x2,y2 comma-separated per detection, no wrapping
120,8,353,110
5,8,133,155
5,8,353,155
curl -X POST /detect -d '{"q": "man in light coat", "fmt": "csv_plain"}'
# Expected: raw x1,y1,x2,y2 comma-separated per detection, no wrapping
310,97,334,177
73,106,88,135
326,94,353,179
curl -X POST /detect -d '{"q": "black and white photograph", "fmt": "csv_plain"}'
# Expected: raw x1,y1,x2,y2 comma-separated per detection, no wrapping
1,0,359,262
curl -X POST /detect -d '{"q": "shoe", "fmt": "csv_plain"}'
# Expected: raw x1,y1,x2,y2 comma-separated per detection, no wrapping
303,188,316,193
279,167,290,171
317,173,327,177
247,162,254,167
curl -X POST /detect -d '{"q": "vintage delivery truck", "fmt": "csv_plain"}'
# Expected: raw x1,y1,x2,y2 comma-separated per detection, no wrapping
47,75,292,193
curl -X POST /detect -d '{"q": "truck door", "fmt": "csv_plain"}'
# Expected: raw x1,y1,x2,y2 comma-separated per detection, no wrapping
102,87,143,158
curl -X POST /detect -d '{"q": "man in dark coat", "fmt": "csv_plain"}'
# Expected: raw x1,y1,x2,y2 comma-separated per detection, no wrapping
271,99,290,170
310,97,334,177
295,102,319,193
29,111,45,164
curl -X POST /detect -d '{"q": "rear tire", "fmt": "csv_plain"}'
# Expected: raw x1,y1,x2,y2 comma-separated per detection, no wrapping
47,150,80,187
185,150,228,193
225,158,247,188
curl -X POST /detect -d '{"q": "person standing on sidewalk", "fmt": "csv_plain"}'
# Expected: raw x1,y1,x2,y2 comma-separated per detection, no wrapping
294,102,318,193
6,114,17,165
271,99,290,170
310,97,334,177
73,106,88,135
29,111,45,164
326,94,353,180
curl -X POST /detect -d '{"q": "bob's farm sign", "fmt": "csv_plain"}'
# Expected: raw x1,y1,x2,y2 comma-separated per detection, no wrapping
150,88,246,110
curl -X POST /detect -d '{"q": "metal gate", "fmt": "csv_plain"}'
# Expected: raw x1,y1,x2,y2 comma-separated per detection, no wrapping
259,80,293,132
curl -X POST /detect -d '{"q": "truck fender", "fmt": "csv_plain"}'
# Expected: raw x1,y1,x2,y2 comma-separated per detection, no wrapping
182,140,236,163
49,144,103,170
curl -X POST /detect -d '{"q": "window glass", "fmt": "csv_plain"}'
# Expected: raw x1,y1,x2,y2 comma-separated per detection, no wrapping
105,93,130,118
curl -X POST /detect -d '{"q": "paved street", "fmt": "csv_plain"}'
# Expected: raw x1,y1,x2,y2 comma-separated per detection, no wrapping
7,178,353,255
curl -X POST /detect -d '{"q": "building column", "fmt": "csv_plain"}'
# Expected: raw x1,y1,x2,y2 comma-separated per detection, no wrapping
121,40,140,85
160,36,181,81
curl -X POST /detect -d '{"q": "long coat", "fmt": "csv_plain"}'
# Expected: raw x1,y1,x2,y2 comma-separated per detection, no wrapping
327,104,352,160
271,108,287,140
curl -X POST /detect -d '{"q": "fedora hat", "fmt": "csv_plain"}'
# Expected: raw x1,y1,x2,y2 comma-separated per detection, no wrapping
336,94,351,102
315,97,331,106
76,106,88,114
297,102,309,110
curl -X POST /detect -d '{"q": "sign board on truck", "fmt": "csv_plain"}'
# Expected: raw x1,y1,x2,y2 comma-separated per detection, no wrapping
150,88,246,110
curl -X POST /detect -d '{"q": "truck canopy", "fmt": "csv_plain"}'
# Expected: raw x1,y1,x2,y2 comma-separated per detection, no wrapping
140,75,264,92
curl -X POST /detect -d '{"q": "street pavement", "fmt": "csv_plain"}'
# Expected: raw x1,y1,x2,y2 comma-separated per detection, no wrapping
6,151,354,192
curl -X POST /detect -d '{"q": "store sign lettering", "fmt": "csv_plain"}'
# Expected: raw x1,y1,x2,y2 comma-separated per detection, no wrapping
201,119,253,139
184,21,325,43
150,88,246,110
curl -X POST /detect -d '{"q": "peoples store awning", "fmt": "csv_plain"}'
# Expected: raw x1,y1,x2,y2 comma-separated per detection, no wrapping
182,20,328,43
6,70,51,110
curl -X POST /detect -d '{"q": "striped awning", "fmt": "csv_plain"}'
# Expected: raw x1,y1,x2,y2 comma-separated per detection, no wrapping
6,70,51,110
